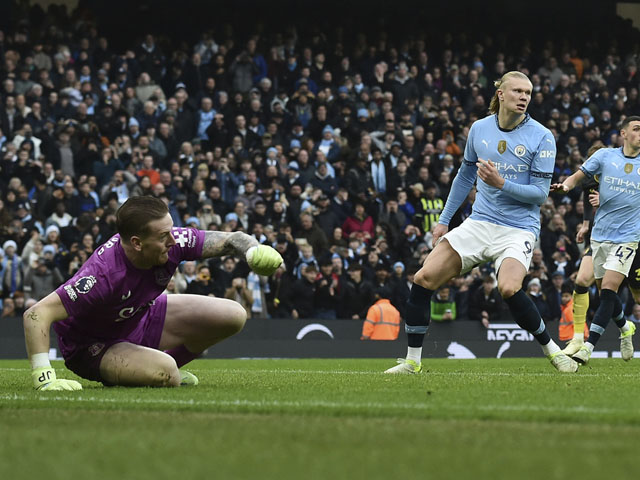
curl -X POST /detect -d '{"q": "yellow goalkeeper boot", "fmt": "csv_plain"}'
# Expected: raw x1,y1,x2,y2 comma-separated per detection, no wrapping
179,370,199,386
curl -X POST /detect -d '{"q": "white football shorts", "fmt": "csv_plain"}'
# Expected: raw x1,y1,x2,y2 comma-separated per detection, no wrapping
442,218,536,275
591,240,639,279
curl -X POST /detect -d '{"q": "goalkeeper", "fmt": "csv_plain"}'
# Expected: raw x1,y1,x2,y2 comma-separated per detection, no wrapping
25,196,283,390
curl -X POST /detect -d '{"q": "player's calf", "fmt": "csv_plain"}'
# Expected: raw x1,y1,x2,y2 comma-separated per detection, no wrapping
100,343,181,387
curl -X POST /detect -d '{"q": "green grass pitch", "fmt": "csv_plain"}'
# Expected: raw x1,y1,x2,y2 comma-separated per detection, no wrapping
2,357,639,480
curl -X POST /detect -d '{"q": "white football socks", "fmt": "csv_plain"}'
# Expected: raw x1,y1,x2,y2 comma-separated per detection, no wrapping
407,347,422,364
541,340,561,356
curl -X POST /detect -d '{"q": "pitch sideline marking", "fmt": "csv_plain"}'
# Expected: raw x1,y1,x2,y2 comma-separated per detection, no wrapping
1,366,639,378
0,393,632,416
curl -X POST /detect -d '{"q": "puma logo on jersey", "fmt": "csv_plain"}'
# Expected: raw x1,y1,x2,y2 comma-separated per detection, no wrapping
482,140,489,148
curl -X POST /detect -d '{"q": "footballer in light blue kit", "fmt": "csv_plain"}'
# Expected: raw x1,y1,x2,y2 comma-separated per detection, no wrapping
580,148,640,245
386,71,580,375
23,196,283,391
441,107,555,239
552,116,640,366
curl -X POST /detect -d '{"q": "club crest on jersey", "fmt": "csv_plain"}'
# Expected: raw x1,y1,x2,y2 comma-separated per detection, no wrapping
514,145,526,157
154,269,171,286
74,275,97,294
625,163,634,174
498,140,507,154
88,343,105,357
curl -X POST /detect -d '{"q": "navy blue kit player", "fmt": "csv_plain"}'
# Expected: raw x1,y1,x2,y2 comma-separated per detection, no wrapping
385,71,578,374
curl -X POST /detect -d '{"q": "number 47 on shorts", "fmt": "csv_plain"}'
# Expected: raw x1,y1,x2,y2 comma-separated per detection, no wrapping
615,245,635,264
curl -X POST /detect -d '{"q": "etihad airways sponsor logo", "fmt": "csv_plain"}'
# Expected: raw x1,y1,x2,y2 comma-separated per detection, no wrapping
603,175,640,192
492,162,529,173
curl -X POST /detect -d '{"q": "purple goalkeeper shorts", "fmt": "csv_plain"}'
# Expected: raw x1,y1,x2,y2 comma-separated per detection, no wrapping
57,295,168,384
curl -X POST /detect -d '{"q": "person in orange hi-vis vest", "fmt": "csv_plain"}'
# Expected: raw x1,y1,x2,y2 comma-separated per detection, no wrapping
361,286,401,340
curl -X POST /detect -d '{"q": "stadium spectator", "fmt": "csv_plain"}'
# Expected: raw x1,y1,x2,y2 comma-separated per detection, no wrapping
361,286,401,340
210,256,238,296
224,277,254,317
414,182,444,235
2,240,23,298
628,304,640,324
289,263,318,320
313,256,342,319
186,264,217,297
293,243,318,279
0,0,637,337
468,275,503,327
298,212,329,255
1,296,15,317
526,277,552,323
342,202,374,243
23,256,64,302
430,285,457,322
545,271,565,323
266,264,292,318
558,282,575,344
343,263,374,319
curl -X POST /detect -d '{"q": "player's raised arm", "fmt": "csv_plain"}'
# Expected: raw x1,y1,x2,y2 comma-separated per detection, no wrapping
202,231,283,276
23,292,82,391
550,169,587,193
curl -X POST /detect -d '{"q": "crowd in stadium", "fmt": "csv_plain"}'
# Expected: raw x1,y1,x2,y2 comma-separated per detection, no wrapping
1,2,640,326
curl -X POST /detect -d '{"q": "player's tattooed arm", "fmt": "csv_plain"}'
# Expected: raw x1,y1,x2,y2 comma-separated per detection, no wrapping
23,291,69,358
201,231,260,258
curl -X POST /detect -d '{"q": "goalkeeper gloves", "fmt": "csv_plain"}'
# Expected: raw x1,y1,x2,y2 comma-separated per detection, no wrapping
32,367,82,391
246,245,283,276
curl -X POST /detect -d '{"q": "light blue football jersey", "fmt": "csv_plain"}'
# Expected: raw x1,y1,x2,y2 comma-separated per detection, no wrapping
439,114,555,237
580,147,640,243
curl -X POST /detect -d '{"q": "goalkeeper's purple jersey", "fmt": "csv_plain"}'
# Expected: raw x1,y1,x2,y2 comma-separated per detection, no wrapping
53,227,204,342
